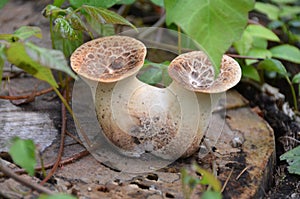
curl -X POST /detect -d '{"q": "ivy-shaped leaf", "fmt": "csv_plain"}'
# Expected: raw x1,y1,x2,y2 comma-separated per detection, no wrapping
81,5,135,31
25,42,77,79
165,0,254,74
5,42,58,87
258,58,288,77
13,26,42,41
270,44,300,64
280,145,300,175
9,137,36,176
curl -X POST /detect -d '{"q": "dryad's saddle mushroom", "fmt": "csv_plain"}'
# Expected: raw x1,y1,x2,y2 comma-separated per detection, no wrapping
70,35,241,160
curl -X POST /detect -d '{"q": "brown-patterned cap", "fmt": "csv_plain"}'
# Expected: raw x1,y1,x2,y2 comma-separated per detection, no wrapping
70,36,147,82
168,51,241,93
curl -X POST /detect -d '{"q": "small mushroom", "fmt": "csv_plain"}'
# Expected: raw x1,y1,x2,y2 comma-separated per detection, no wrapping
70,36,241,160
168,51,241,156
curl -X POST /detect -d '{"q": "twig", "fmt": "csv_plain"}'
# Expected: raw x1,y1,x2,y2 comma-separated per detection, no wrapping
221,167,234,193
0,86,54,100
236,166,249,180
226,53,264,60
65,130,84,146
279,136,300,144
0,159,55,195
14,150,90,175
40,89,67,185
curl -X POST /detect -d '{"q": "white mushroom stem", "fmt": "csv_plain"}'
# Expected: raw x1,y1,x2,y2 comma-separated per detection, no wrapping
94,75,201,159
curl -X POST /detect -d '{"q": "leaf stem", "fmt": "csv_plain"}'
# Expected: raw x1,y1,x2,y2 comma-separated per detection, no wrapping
286,76,298,111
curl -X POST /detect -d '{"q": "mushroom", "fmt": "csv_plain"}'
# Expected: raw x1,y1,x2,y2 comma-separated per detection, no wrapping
168,51,242,156
70,36,241,160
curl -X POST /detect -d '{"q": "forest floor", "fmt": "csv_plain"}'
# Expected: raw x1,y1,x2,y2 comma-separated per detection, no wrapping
0,0,300,199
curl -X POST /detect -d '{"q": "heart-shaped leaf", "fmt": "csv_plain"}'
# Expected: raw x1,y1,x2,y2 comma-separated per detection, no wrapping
165,0,254,73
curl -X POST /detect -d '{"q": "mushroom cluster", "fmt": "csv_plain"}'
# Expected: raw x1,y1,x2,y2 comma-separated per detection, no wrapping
70,36,241,159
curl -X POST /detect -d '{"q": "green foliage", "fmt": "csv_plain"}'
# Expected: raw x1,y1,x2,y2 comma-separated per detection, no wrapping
270,44,300,64
165,0,254,74
9,137,36,176
39,193,77,199
0,44,5,88
138,61,172,86
5,42,59,88
280,145,300,175
0,0,8,10
43,3,135,56
0,26,78,88
181,163,222,199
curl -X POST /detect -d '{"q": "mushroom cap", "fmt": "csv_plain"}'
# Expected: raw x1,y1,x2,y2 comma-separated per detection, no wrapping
70,36,147,82
168,51,241,93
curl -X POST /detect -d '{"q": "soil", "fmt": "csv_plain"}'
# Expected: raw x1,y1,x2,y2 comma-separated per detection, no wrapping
0,0,300,199
236,82,300,198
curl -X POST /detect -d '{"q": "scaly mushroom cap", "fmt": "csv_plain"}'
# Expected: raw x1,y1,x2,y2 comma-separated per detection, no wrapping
70,36,147,82
168,51,241,93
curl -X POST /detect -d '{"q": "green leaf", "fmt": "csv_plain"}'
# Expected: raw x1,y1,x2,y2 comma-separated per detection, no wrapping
245,48,272,65
5,42,58,87
13,26,42,41
117,0,136,5
280,6,300,18
233,31,253,55
138,67,162,85
25,42,77,79
42,5,66,18
54,17,79,40
0,34,15,42
70,0,119,8
81,5,135,31
165,0,254,74
9,137,36,176
52,30,83,57
280,145,300,175
0,45,5,90
151,0,164,7
53,0,66,7
202,190,222,199
242,65,261,82
272,0,298,3
270,44,300,64
65,8,89,32
258,58,288,76
252,37,268,49
0,0,8,10
39,193,77,199
245,24,280,42
292,73,300,83
192,163,222,192
254,2,279,20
